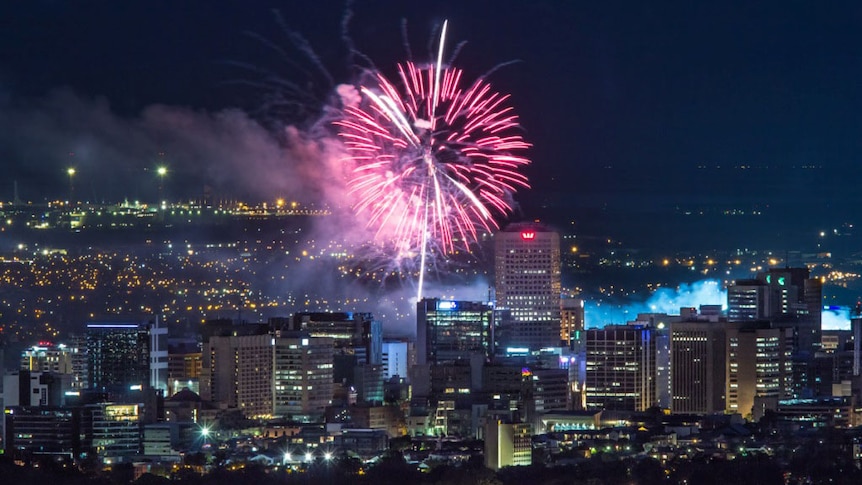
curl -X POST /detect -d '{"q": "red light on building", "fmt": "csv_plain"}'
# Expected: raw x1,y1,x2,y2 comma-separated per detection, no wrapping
520,231,535,240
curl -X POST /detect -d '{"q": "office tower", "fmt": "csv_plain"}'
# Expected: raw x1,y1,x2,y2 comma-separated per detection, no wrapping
762,267,822,354
202,333,273,419
286,312,382,365
416,298,494,365
82,403,142,459
4,406,78,455
727,281,768,321
68,334,89,389
561,297,585,350
382,341,409,379
484,420,532,470
522,367,569,431
494,222,562,351
20,342,87,391
627,313,672,409
20,343,74,374
149,317,169,394
669,321,726,414
354,364,385,405
728,268,822,354
273,333,334,421
585,325,656,411
725,322,794,420
86,321,149,393
728,268,822,398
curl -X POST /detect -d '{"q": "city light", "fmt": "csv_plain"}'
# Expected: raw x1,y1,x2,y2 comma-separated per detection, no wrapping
157,166,168,206
67,167,76,204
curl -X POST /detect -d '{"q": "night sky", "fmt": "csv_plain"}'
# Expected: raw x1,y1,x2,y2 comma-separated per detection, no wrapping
1,1,861,241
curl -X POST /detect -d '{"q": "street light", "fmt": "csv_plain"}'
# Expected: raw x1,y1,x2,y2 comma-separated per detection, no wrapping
156,166,167,207
67,167,76,205
198,423,211,448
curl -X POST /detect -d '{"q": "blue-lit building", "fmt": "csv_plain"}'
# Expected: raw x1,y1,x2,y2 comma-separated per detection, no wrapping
416,298,495,365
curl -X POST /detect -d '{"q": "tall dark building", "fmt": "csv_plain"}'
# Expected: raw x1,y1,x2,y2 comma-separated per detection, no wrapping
727,267,822,354
286,312,382,365
416,298,495,365
669,321,726,414
86,321,149,394
585,325,656,411
4,406,80,455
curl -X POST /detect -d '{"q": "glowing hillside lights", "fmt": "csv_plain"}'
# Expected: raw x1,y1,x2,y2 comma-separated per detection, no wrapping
521,231,535,240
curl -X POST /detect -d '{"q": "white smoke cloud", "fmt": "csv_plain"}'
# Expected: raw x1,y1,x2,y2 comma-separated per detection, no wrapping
584,279,727,328
822,306,851,330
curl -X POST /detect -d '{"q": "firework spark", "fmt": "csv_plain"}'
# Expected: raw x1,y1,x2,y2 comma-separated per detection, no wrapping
335,21,531,295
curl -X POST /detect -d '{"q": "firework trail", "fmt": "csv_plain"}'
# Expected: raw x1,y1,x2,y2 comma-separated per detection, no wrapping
335,21,531,298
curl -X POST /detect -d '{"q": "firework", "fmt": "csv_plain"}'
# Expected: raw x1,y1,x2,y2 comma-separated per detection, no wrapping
335,21,531,295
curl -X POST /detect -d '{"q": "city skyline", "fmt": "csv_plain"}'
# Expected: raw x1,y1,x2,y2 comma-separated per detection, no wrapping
3,4,862,479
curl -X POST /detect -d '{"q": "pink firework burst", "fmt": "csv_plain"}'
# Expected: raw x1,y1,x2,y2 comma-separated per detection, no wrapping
335,22,530,290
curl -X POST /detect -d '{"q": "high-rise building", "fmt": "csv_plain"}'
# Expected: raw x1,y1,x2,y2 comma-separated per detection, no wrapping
416,298,494,365
725,322,794,419
354,363,385,405
382,341,409,379
20,343,74,374
273,333,334,421
728,268,822,354
522,367,569,431
727,281,769,322
86,321,149,394
4,406,79,455
149,317,169,394
68,334,89,390
561,297,585,350
202,332,273,419
286,312,382,365
82,403,142,459
727,268,822,398
484,420,532,470
585,325,656,411
669,321,726,414
494,222,562,351
20,342,88,391
763,267,822,354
